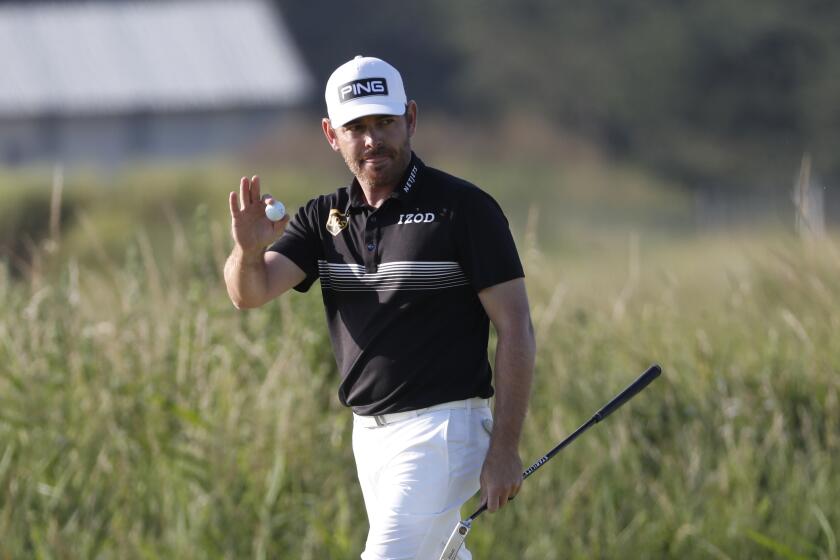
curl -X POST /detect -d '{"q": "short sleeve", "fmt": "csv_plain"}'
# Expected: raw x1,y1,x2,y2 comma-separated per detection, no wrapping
267,200,323,292
454,187,524,291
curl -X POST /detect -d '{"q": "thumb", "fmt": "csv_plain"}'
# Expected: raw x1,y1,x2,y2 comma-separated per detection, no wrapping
271,214,290,234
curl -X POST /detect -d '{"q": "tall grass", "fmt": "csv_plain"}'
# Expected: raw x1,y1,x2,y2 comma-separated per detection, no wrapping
0,169,838,559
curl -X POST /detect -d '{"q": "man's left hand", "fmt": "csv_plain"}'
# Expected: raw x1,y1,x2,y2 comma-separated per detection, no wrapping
479,445,523,512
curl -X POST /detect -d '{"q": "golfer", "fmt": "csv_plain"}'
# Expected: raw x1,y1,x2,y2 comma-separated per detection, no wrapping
224,56,536,559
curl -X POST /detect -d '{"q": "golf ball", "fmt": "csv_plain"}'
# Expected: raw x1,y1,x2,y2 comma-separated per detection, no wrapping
265,200,286,222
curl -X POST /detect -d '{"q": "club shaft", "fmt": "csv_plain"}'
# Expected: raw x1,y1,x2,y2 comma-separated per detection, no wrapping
467,364,661,522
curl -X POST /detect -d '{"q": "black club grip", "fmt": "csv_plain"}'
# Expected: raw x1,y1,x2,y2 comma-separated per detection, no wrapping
593,364,661,423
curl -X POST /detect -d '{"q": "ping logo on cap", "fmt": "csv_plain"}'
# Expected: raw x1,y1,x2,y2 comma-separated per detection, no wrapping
338,78,388,103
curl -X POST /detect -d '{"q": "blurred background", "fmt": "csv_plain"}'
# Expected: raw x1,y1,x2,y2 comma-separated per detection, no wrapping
1,1,838,559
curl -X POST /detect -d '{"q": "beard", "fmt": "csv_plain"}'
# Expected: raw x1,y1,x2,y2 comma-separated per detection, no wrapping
341,138,412,190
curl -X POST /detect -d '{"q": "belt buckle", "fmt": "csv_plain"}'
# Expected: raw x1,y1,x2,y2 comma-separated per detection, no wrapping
374,415,387,427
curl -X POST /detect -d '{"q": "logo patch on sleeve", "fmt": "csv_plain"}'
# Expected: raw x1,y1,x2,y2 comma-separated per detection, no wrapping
326,209,349,236
338,78,388,103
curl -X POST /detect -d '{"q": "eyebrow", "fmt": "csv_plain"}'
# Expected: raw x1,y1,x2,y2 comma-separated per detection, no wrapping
344,115,398,128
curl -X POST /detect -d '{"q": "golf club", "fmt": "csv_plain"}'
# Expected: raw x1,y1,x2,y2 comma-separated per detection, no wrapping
438,364,662,560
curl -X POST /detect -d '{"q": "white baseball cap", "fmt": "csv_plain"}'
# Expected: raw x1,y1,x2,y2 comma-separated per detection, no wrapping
325,56,407,128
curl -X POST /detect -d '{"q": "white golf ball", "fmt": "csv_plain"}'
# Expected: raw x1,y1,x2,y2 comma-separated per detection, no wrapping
265,200,286,222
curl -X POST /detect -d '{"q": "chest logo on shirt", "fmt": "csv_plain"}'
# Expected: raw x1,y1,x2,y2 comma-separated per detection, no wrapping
326,209,348,236
397,212,436,224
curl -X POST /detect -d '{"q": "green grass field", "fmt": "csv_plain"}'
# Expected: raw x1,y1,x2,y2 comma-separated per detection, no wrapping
0,163,838,559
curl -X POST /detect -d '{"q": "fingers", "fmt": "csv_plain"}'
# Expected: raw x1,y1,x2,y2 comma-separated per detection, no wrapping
480,479,522,513
480,485,499,512
485,488,506,513
238,175,262,211
271,213,290,234
486,494,501,513
251,175,261,203
229,191,239,218
239,177,250,210
485,488,516,512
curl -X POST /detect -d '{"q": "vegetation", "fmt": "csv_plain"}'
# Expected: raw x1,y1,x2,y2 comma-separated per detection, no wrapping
0,163,838,559
277,0,840,188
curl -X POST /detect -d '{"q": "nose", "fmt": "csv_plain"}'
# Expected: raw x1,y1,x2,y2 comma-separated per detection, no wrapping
364,125,383,148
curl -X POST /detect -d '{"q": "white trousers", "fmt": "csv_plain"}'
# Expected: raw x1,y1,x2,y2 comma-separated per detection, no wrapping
352,400,492,560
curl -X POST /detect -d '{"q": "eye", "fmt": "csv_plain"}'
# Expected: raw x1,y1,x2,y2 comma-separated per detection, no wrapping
380,117,394,125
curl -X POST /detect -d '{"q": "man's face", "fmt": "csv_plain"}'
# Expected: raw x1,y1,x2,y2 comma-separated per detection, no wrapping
323,101,417,190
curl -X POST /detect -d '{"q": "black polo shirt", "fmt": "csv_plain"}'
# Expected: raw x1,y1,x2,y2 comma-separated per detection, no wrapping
268,153,524,415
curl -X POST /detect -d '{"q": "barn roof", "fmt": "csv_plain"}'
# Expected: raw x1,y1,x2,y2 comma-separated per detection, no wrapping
0,0,312,117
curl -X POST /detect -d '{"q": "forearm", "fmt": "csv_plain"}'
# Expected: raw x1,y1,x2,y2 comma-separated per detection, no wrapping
224,246,269,309
490,321,536,452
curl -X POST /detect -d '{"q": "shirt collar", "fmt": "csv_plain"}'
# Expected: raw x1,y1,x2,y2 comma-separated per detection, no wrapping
344,152,425,214
389,152,424,204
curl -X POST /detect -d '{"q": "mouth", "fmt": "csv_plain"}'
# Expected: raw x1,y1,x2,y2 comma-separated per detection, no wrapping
361,151,392,167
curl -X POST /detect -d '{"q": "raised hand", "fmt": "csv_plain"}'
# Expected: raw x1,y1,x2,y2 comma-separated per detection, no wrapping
228,175,289,253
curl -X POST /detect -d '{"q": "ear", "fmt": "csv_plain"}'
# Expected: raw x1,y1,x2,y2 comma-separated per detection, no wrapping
322,118,340,152
405,101,418,138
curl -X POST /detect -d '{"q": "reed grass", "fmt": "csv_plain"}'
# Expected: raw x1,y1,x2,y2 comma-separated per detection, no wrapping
0,167,837,559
